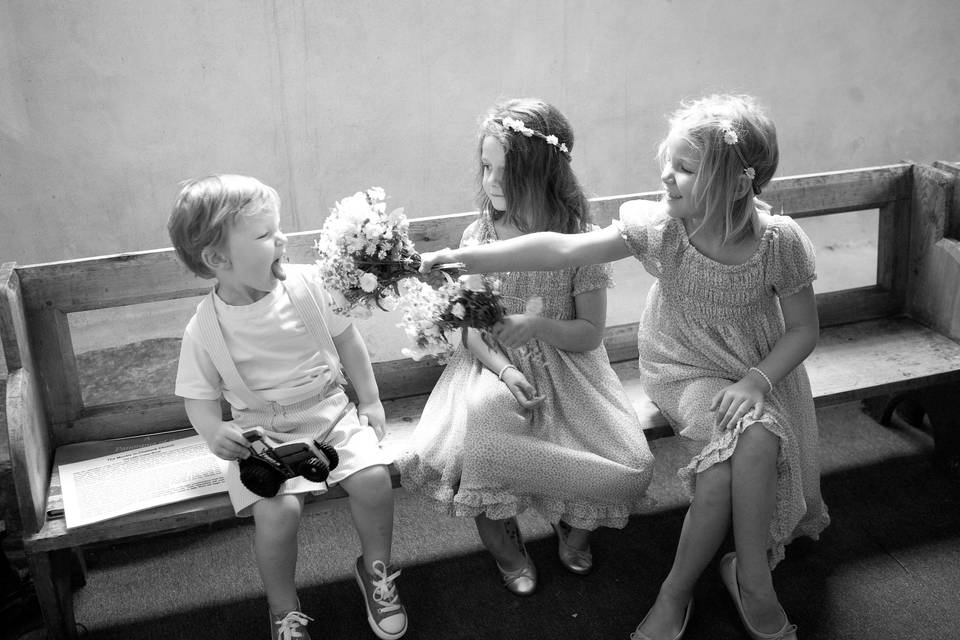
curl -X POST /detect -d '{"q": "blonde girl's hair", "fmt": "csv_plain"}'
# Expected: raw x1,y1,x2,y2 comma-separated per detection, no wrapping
167,174,280,279
476,98,592,234
658,94,779,243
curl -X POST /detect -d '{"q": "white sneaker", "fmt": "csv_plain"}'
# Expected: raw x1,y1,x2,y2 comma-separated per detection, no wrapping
354,556,408,639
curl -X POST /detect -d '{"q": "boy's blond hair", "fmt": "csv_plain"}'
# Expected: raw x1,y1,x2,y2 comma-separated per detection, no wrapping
167,175,280,279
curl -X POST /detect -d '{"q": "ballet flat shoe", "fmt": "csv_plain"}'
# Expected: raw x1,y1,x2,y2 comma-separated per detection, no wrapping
719,553,798,640
629,598,693,640
551,521,593,575
495,551,537,596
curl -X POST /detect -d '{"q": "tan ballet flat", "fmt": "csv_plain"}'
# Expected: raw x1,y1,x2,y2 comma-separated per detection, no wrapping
552,521,593,575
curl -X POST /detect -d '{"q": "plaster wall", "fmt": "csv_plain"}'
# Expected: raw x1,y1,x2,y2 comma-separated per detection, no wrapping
0,0,958,359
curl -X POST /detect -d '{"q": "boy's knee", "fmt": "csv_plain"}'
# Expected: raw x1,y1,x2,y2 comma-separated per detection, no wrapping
252,494,303,530
344,465,393,502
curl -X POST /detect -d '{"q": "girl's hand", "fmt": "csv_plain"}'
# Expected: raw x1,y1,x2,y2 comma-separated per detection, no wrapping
710,377,767,430
208,422,253,461
493,315,540,348
501,368,546,410
418,249,458,273
358,401,387,441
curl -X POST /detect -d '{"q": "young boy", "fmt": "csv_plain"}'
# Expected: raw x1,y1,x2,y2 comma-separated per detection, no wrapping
168,175,407,640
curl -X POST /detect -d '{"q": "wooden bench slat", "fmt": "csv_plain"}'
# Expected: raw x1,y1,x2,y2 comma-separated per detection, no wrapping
14,165,914,315
26,314,960,552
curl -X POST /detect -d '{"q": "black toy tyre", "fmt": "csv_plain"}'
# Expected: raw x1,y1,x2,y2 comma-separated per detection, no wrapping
297,457,330,483
297,442,339,483
239,456,285,498
317,442,340,471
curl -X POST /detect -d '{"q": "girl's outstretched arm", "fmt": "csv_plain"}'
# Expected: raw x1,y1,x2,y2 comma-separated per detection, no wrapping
420,224,631,274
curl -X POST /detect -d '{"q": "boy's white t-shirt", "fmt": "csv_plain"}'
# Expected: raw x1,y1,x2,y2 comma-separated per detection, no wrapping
175,271,352,409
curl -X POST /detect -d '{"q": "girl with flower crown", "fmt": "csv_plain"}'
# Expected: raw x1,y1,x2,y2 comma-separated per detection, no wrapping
419,94,829,640
399,98,654,596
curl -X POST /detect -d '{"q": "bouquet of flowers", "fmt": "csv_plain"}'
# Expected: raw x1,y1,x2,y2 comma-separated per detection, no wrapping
315,187,456,317
396,274,507,362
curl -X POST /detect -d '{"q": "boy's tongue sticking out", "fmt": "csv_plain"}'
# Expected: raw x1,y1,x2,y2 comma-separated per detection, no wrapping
271,259,286,281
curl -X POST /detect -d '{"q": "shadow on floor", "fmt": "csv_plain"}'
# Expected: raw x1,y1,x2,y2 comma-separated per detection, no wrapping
8,448,960,640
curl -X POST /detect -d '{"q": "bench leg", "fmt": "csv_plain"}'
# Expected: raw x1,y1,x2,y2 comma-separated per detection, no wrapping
28,549,79,640
861,388,960,482
918,384,960,481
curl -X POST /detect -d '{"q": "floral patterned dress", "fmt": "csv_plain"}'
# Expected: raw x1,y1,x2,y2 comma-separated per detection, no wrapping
616,200,830,566
398,212,654,530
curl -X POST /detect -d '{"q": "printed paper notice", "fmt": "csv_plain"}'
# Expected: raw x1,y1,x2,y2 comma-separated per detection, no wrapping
59,435,229,528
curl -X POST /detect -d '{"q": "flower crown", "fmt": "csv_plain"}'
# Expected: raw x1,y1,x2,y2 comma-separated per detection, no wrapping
498,116,571,156
719,120,761,195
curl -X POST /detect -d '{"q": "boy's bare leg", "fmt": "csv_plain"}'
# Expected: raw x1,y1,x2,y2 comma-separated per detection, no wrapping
252,494,304,614
340,465,395,571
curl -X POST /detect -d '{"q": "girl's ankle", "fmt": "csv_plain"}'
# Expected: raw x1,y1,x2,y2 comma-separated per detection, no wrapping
488,544,527,571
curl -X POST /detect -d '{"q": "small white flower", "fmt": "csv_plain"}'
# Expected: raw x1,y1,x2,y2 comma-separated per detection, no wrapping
451,302,466,319
502,117,523,132
545,135,559,146
744,167,756,180
359,272,379,292
559,143,569,153
720,121,739,145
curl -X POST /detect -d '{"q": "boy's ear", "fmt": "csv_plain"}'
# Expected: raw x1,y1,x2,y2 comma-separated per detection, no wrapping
201,245,230,272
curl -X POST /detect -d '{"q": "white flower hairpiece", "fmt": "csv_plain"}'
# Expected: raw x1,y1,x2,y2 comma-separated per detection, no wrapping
719,120,760,192
499,116,570,155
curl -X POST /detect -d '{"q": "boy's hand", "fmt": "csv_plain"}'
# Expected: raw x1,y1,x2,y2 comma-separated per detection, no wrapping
207,421,252,461
492,315,539,348
501,368,546,410
710,377,767,431
358,401,387,441
418,249,457,273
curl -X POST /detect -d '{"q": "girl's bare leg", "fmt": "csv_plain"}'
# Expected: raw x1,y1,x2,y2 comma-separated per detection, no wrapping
638,461,732,639
730,424,788,633
475,514,526,570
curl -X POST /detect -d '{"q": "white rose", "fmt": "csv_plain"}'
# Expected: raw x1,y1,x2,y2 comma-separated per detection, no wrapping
359,272,379,292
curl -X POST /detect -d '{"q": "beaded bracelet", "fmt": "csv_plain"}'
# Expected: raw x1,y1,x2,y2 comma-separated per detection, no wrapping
748,366,773,393
497,364,518,381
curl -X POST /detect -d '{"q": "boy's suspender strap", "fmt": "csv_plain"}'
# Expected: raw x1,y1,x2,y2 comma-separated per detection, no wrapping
195,293,268,409
283,269,348,386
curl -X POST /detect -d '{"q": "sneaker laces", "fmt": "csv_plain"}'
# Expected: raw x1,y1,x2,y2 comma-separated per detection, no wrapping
368,560,402,614
274,611,313,640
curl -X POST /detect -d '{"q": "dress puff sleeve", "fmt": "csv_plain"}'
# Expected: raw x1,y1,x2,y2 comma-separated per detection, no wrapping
614,199,672,279
572,223,614,296
765,215,817,298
